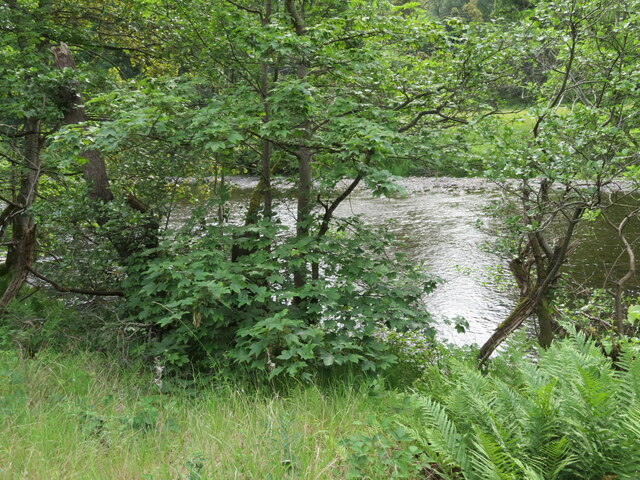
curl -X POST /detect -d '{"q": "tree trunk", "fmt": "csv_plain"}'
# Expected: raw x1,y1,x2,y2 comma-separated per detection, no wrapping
50,44,114,205
285,0,312,291
536,294,554,348
603,209,637,334
478,206,583,365
0,117,42,307
51,43,157,258
478,294,539,365
294,144,312,289
260,0,273,219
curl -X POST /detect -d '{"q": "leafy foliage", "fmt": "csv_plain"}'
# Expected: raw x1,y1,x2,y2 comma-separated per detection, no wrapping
343,415,421,479
344,334,640,479
404,333,640,479
124,215,435,378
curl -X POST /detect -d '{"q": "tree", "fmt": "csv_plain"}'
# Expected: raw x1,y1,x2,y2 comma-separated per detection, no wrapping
97,0,511,373
0,0,166,304
108,0,507,266
478,0,640,363
0,0,62,306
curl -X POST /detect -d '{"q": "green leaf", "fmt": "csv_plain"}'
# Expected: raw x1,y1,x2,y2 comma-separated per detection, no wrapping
627,305,640,323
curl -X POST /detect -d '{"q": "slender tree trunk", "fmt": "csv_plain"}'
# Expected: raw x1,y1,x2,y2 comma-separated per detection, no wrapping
244,6,275,226
478,206,583,365
613,223,635,333
603,209,637,334
260,0,273,219
244,159,282,228
530,220,556,348
260,137,273,216
1,118,42,307
614,284,627,334
294,142,312,286
234,1,276,264
285,0,312,290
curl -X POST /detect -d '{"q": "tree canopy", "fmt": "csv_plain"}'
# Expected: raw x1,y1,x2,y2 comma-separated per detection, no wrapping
1,0,639,375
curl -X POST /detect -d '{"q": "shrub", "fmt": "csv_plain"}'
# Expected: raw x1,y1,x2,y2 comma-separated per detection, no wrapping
0,285,119,355
124,216,435,379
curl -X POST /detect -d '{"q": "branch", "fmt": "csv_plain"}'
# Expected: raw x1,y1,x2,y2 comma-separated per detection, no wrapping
393,92,434,112
398,108,441,133
534,231,554,261
0,194,22,209
543,206,584,293
27,266,125,297
321,30,383,47
226,0,263,17
317,173,364,238
284,0,305,36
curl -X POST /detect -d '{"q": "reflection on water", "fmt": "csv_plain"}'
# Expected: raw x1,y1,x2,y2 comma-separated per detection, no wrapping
214,177,638,346
571,209,640,293
332,187,516,346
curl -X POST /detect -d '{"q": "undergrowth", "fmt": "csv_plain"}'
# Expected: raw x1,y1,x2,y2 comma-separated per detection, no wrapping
2,305,639,479
345,333,640,479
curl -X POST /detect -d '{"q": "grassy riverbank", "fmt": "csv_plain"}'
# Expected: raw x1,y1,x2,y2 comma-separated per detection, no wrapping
0,350,393,479
3,332,640,480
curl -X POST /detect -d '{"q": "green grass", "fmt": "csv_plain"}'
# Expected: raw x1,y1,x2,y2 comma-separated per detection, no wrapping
3,336,639,479
0,349,389,479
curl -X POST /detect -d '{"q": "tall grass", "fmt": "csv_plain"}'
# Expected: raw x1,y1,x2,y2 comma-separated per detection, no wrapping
0,350,384,479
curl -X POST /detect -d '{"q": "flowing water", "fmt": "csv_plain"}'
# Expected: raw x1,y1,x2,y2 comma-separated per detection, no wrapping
330,180,515,346
215,177,638,346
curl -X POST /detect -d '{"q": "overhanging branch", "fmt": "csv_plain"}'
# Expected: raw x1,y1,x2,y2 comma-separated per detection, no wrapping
27,266,125,297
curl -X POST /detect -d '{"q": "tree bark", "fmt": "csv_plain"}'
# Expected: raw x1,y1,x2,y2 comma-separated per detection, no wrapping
0,118,42,308
285,0,312,291
51,43,157,258
478,295,539,365
536,294,555,348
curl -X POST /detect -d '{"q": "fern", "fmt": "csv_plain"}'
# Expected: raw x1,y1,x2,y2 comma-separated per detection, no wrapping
407,334,640,480
536,436,575,478
469,431,514,479
615,407,640,477
412,397,471,476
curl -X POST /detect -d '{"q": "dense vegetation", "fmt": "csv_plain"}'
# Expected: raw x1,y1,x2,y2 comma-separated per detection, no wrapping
2,0,640,477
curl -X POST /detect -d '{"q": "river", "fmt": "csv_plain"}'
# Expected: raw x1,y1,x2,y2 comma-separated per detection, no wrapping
213,177,636,346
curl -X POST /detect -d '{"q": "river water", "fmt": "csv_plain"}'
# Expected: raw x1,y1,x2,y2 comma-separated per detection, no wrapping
329,179,515,346
219,177,636,346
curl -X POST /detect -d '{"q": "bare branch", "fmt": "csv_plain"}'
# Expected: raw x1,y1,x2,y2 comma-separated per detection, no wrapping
226,0,263,17
27,266,125,297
